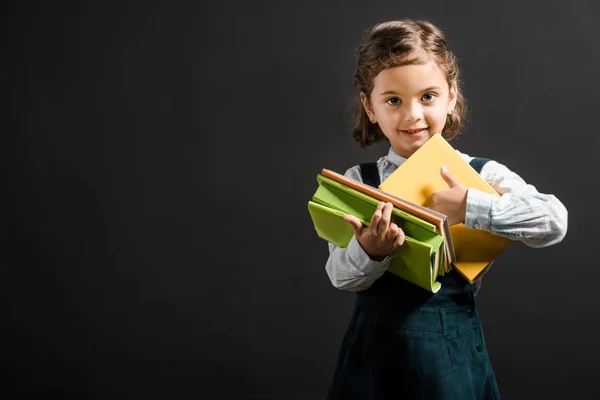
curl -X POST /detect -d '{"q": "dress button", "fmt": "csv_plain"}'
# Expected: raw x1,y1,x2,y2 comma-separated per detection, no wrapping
476,342,483,352
467,308,474,318
473,221,481,229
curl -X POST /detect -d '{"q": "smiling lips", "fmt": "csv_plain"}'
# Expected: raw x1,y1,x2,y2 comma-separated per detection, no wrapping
400,128,428,134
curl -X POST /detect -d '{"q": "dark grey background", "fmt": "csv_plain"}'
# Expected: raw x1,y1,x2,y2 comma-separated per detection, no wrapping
2,1,597,399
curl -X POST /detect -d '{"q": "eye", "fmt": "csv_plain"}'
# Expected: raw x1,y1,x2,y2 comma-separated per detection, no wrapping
422,93,437,102
386,97,401,106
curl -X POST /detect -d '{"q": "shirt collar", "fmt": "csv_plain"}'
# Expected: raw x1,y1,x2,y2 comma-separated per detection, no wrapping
385,146,407,167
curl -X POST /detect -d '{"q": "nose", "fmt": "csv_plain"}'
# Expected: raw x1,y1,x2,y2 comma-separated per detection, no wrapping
404,101,423,122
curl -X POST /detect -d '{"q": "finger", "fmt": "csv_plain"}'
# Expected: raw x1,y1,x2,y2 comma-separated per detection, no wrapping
369,202,385,230
378,202,393,236
386,222,399,242
343,214,364,237
393,227,405,248
440,166,462,189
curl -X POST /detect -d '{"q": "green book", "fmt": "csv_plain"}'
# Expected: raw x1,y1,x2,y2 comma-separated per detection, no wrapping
308,174,445,293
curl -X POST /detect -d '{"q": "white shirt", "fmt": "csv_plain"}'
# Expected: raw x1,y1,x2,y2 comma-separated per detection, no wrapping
324,147,568,295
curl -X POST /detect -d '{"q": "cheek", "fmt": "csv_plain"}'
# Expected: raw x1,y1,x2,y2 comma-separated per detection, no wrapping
380,109,402,124
426,108,448,127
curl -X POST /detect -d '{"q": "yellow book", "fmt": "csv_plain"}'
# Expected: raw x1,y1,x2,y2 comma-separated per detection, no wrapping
378,133,512,282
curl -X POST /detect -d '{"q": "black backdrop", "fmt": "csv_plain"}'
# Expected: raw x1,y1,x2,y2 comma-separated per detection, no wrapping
2,1,599,399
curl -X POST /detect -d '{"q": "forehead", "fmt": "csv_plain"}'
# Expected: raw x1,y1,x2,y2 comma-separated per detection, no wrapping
372,61,449,94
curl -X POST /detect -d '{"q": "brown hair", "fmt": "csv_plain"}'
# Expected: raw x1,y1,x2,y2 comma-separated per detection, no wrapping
352,19,467,148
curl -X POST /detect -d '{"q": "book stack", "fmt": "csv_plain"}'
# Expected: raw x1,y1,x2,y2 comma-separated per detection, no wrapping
308,133,512,293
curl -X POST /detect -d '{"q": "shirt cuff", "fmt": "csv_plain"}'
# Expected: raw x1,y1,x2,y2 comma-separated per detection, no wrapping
465,188,494,231
346,235,391,273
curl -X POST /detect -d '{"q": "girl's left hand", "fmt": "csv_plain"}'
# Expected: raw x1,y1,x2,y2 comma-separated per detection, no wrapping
427,166,468,226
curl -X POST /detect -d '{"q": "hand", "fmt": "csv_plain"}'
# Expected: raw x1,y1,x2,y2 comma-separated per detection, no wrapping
343,202,405,261
427,166,468,226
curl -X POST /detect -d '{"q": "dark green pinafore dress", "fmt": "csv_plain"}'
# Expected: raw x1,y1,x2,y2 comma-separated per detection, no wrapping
326,159,501,400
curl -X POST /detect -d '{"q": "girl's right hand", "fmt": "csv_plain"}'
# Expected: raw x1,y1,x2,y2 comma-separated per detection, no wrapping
344,202,405,261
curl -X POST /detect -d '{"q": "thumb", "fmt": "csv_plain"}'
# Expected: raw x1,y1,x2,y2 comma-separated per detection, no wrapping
440,166,461,188
343,214,364,237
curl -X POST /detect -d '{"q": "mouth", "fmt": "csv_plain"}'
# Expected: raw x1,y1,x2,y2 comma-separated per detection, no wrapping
399,127,428,135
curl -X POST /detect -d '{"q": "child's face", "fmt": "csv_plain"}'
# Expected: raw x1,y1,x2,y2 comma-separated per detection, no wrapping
361,60,457,158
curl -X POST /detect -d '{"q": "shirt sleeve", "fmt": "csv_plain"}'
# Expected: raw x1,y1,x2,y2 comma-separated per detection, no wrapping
464,160,568,248
324,166,392,291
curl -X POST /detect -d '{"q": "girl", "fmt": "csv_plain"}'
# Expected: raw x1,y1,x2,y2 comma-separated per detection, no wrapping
325,19,568,399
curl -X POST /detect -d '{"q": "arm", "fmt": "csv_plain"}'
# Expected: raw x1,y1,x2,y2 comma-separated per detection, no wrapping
465,160,568,248
325,237,391,291
323,166,399,291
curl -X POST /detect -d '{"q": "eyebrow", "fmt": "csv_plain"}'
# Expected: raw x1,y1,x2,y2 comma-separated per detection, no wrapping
379,86,443,96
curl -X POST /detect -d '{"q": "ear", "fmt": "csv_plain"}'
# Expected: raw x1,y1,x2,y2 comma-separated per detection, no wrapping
448,81,458,112
360,92,376,122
